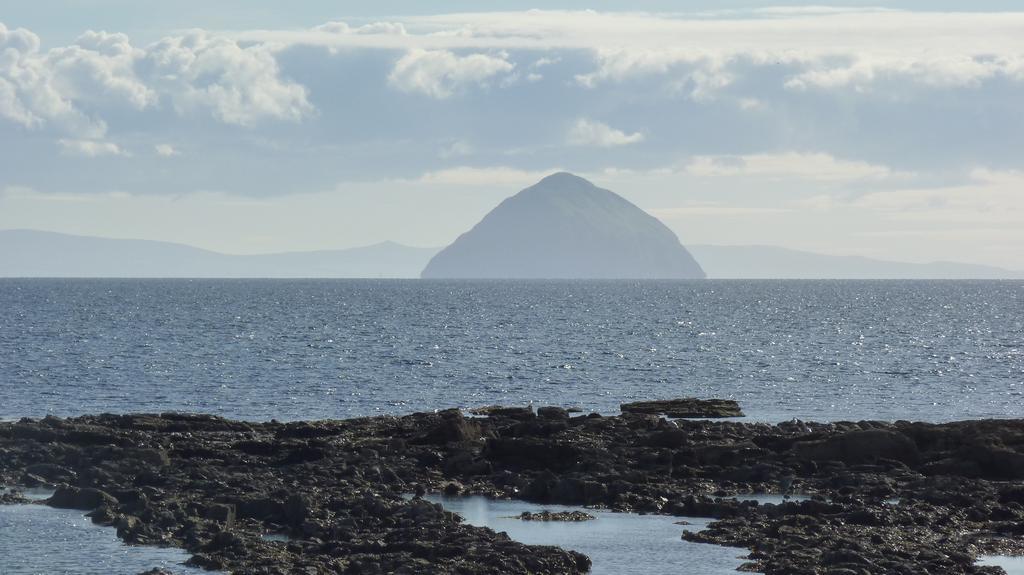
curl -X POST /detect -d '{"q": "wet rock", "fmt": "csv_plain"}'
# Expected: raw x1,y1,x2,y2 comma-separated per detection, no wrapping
537,406,570,420
964,445,1024,480
642,429,690,448
414,409,486,445
470,405,536,420
485,438,584,471
203,503,236,527
19,472,48,487
791,429,919,465
517,510,595,521
115,515,141,538
24,463,76,483
124,448,171,468
47,486,118,511
620,398,744,418
275,445,327,465
284,493,310,527
237,496,285,521
442,481,464,496
0,489,29,505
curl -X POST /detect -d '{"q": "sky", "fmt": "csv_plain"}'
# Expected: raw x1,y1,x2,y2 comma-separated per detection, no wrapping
1,2,1022,268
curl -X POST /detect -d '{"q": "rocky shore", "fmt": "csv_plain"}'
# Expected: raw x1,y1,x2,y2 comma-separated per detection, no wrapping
1,403,1023,574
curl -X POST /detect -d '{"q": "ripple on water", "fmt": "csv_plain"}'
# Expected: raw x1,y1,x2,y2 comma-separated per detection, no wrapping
1,279,1021,423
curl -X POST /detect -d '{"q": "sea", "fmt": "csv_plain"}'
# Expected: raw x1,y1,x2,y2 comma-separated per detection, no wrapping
1,278,1023,574
0,278,1021,423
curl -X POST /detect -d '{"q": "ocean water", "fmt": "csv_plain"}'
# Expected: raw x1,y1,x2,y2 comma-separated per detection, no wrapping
0,279,1021,423
0,279,1021,573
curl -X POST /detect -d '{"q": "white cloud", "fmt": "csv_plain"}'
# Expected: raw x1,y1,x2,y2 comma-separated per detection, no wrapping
314,21,408,36
238,11,1024,94
566,118,644,147
6,11,1024,136
416,166,557,186
0,23,313,135
737,97,766,111
58,138,128,157
154,143,179,157
684,153,908,183
47,30,156,110
574,48,703,88
0,76,35,127
388,49,515,98
145,32,313,126
785,54,1024,92
0,22,107,137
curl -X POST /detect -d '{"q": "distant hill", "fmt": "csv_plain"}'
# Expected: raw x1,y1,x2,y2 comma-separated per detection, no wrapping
0,230,437,278
1,229,1019,279
688,244,1022,279
421,172,706,279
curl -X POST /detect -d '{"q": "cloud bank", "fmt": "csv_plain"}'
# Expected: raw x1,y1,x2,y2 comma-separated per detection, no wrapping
2,9,1023,267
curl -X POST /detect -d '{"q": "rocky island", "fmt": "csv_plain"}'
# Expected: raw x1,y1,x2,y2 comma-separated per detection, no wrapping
1,404,1023,574
421,172,706,279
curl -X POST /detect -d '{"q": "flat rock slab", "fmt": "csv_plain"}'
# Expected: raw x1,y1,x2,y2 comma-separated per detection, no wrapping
620,398,744,418
517,510,596,522
469,405,536,419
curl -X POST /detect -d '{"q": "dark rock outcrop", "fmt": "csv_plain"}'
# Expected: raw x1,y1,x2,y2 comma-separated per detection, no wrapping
791,429,919,465
620,397,744,418
421,172,706,279
470,405,536,419
2,409,1023,574
47,486,118,511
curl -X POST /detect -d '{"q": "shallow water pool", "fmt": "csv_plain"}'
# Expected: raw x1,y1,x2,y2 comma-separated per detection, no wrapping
978,555,1024,575
424,494,750,575
725,493,809,505
0,502,208,575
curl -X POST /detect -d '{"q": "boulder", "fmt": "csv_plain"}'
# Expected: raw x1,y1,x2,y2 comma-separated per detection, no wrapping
47,486,119,510
536,406,570,420
23,463,76,483
414,410,485,445
203,503,236,527
964,445,1024,480
124,448,171,468
790,429,919,465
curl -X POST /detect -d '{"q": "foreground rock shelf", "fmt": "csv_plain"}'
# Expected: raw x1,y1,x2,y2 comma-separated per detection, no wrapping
1,405,1023,574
